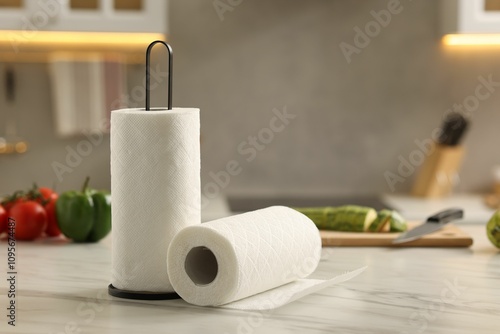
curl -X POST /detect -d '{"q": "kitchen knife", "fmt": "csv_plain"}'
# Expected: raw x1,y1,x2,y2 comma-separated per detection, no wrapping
438,113,469,146
392,208,463,244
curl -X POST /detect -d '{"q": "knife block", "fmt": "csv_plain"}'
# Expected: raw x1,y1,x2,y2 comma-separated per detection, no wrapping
411,144,465,198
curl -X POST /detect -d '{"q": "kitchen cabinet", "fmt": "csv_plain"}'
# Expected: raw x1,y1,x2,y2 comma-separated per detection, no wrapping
0,0,167,33
442,0,500,33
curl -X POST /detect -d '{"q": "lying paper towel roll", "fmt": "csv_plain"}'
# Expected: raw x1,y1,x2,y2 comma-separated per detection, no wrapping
167,206,322,306
111,108,200,293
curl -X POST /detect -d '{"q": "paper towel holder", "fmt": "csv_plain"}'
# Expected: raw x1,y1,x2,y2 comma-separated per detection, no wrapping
108,284,180,300
145,40,173,111
108,40,181,301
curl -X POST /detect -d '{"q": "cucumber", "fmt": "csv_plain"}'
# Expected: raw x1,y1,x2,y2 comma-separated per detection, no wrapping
389,210,408,232
369,209,407,233
295,205,381,232
368,210,391,232
294,207,330,229
368,209,408,232
324,205,377,232
486,210,500,249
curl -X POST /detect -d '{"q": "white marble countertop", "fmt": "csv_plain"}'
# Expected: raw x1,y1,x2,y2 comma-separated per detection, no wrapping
383,194,496,224
0,222,499,334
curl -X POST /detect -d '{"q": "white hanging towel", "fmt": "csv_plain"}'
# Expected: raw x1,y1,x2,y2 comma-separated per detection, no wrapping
49,53,125,137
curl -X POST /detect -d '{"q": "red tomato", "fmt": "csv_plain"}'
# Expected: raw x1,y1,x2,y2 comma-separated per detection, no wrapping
44,194,61,237
39,187,55,200
0,205,7,234
9,201,47,241
32,187,56,206
3,197,24,212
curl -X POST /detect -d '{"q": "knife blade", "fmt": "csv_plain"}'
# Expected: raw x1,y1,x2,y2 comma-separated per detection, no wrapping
392,208,463,244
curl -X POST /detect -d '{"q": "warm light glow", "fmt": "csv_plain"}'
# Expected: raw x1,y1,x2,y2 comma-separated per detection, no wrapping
0,139,28,154
0,138,28,154
0,30,165,51
0,51,145,63
443,34,500,46
15,141,28,154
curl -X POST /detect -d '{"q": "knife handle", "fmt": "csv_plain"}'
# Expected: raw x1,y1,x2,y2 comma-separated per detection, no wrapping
427,208,463,223
5,66,15,102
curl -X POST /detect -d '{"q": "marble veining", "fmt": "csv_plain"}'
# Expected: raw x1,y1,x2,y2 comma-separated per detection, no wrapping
0,225,499,333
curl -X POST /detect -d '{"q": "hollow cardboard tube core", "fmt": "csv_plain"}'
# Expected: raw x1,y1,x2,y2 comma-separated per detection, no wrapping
184,246,218,286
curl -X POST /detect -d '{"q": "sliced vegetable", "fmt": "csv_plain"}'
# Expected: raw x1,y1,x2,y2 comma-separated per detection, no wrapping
296,205,376,232
369,209,407,233
294,207,330,229
368,209,391,232
295,206,407,233
388,210,408,232
325,205,377,232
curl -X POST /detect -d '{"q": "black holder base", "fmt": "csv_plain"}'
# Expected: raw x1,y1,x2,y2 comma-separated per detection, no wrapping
108,284,180,300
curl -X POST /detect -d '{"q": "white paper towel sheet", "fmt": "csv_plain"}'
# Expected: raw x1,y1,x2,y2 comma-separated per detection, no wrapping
167,206,366,310
222,266,367,310
111,108,200,293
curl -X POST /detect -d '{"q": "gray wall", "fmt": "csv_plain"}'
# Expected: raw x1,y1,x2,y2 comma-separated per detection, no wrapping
1,0,499,198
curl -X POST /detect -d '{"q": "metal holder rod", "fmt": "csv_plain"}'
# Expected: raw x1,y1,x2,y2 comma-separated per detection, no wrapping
145,40,173,110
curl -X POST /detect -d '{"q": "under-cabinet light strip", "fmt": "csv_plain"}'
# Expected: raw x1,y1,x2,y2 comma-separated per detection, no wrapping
443,34,500,46
0,30,165,50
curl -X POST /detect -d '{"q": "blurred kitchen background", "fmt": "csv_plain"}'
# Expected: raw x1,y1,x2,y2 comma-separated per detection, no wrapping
1,0,500,213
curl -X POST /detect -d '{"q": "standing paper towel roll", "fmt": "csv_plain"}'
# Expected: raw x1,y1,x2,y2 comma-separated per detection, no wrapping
111,107,200,295
167,206,322,306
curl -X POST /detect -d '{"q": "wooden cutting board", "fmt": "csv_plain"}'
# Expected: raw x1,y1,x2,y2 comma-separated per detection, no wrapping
320,222,473,247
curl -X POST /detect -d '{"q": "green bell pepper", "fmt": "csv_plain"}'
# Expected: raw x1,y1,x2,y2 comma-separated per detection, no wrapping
56,177,111,243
